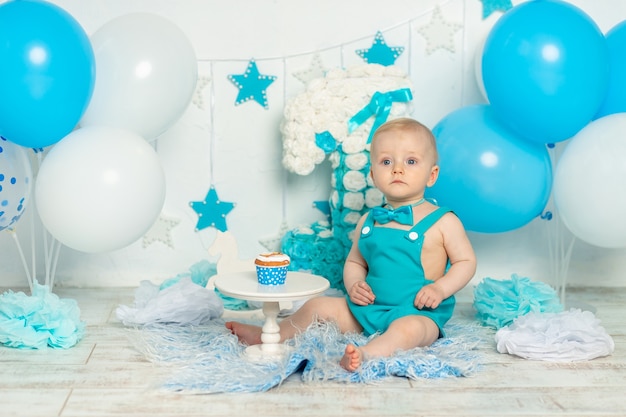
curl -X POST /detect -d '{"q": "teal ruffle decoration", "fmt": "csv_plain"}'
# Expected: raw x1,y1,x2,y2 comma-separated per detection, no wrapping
473,274,563,329
0,282,85,349
281,221,348,292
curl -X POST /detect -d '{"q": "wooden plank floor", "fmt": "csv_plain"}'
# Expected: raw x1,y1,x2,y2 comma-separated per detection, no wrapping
0,286,624,417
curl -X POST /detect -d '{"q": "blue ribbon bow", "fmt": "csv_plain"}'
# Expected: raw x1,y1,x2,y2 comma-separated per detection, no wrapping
371,205,413,225
347,88,413,143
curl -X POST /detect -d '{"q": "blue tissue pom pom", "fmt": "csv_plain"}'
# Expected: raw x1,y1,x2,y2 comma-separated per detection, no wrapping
473,274,563,329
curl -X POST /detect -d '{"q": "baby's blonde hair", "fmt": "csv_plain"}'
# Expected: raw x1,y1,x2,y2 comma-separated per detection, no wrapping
371,117,438,163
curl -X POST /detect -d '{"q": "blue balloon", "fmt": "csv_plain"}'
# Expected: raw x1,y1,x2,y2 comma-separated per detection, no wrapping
595,20,626,119
426,105,552,234
0,137,33,231
482,0,608,144
0,0,95,149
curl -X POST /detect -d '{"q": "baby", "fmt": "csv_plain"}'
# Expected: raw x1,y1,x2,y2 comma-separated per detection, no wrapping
227,117,476,371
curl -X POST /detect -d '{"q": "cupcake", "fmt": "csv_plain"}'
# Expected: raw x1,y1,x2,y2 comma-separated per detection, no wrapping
255,252,290,285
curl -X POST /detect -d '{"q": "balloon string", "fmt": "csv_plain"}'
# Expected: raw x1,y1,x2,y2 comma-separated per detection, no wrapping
209,61,216,183
43,221,54,287
544,142,575,304
281,57,288,221
49,241,62,289
559,236,576,305
30,210,37,284
9,230,33,292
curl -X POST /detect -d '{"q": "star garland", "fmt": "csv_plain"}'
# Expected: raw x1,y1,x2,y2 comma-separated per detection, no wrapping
189,186,235,232
313,200,331,220
416,6,463,55
479,0,513,19
191,75,211,110
355,31,404,66
293,53,327,85
228,59,277,109
142,214,181,249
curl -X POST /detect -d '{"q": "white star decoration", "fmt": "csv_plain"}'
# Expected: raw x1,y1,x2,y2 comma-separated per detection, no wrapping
416,6,463,55
191,75,211,110
258,219,290,252
293,53,327,85
142,214,181,249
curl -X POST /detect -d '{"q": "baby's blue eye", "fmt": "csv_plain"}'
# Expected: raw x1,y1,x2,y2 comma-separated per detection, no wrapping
407,159,417,165
382,159,391,165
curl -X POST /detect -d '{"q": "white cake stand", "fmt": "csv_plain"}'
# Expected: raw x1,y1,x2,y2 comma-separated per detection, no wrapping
213,271,330,361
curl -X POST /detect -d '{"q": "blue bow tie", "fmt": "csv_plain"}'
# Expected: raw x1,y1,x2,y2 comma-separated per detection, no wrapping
371,205,413,225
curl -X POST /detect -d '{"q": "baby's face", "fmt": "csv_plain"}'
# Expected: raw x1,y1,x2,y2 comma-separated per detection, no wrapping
369,129,438,205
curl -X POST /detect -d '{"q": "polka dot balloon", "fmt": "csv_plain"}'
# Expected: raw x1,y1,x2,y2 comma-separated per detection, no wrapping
0,137,33,231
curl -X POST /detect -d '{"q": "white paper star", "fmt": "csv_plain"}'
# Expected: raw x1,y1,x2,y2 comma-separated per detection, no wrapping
191,75,211,110
416,6,463,55
259,219,290,252
142,214,181,249
293,53,327,85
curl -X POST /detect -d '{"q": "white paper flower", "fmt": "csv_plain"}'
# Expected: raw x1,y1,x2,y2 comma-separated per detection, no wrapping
342,170,367,192
365,188,385,208
343,192,366,211
280,64,412,175
343,211,362,225
345,153,369,171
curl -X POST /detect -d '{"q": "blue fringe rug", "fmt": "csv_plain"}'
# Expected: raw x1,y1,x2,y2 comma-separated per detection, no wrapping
130,318,490,394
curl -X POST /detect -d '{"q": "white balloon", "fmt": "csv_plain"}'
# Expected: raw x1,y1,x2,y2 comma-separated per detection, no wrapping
554,113,626,248
79,13,198,140
35,126,166,253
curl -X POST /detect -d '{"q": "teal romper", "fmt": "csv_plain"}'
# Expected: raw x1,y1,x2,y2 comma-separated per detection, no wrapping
347,206,455,337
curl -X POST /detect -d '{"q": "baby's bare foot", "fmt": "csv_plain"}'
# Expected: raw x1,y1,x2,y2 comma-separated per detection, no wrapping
340,344,364,372
225,321,263,345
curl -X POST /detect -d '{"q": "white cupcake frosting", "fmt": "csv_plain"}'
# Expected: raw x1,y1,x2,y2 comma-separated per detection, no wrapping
255,252,290,264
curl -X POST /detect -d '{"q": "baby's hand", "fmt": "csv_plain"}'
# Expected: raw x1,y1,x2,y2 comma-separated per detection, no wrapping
414,283,445,309
349,281,375,305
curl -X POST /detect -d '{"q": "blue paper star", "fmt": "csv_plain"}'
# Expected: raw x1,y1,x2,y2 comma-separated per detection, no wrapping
315,131,337,154
228,59,277,109
313,201,331,220
356,31,404,66
479,0,513,19
189,186,235,232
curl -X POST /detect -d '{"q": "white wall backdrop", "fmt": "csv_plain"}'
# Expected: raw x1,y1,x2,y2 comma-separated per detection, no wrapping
1,0,626,289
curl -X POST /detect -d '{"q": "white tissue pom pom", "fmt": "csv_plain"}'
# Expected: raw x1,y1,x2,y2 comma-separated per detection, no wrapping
345,153,369,171
343,170,367,192
343,192,366,211
317,220,331,228
327,121,347,139
318,229,334,239
282,155,315,176
344,211,362,225
325,67,347,79
365,188,385,208
330,190,339,207
294,225,315,235
328,152,340,169
342,134,368,154
280,64,412,174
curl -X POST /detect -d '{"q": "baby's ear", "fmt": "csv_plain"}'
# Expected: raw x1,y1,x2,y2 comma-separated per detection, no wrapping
427,165,440,187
